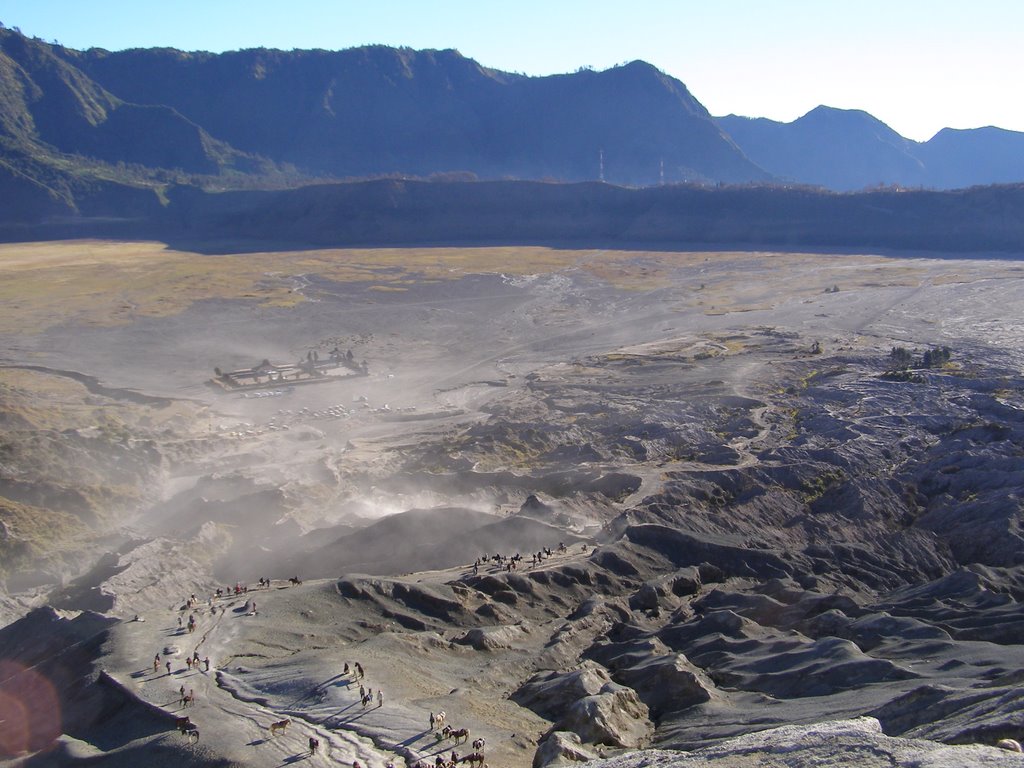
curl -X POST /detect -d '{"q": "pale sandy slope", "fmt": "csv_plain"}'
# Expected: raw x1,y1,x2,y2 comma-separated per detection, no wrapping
97,550,592,768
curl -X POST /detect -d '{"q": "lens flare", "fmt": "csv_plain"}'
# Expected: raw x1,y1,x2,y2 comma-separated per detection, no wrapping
0,661,61,757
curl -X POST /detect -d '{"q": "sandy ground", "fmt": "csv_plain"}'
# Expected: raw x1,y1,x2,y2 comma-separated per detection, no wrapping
4,241,1024,765
105,591,396,767
100,550,595,768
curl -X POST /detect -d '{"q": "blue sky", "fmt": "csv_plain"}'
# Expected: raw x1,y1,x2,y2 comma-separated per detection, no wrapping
3,0,1021,141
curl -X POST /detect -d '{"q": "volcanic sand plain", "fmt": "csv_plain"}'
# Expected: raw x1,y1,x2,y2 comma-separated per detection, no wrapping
3,240,1024,766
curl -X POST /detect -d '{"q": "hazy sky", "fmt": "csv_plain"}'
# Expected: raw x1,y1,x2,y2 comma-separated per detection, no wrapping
4,0,1021,141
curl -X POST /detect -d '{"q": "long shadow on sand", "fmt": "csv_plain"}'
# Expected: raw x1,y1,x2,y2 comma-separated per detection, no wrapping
395,730,433,749
286,672,352,709
332,708,371,725
326,700,360,722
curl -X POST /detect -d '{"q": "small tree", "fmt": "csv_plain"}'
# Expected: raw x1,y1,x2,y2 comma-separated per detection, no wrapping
889,346,913,370
921,346,951,368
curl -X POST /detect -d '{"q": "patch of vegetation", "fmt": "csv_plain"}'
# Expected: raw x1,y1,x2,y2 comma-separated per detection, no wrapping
0,242,635,334
921,346,952,368
0,368,208,569
801,468,846,503
880,369,926,383
791,369,821,390
0,496,87,578
887,345,953,372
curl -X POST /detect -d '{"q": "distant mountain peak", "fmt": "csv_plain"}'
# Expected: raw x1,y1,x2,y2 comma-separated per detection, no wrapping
798,105,890,125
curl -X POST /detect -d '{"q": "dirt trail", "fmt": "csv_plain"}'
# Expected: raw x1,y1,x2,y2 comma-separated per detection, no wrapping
104,589,398,768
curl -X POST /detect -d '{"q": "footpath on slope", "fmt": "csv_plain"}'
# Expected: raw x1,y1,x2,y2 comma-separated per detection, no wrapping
101,547,587,768
102,585,397,767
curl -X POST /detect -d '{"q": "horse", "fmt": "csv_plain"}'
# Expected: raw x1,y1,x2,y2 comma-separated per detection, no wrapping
178,720,199,743
472,738,485,752
450,728,470,745
289,576,302,586
269,718,290,736
308,736,320,754
460,753,486,768
435,711,446,731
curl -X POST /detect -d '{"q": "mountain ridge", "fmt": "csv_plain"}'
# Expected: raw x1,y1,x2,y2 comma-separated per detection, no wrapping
62,43,764,185
3,24,1024,227
717,105,1024,190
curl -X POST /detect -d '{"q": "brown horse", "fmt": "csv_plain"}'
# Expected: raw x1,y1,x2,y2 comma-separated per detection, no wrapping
269,718,290,736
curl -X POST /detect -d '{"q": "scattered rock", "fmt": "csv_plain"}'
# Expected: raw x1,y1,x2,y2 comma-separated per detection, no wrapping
514,663,615,720
552,683,652,748
454,623,531,651
593,717,1024,767
533,731,599,768
613,654,718,717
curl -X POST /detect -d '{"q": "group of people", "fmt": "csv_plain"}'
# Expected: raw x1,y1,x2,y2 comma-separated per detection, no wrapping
359,688,384,709
473,551,523,574
214,581,266,597
153,650,211,676
155,583,498,767
186,651,211,672
344,661,385,709
472,540,578,574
